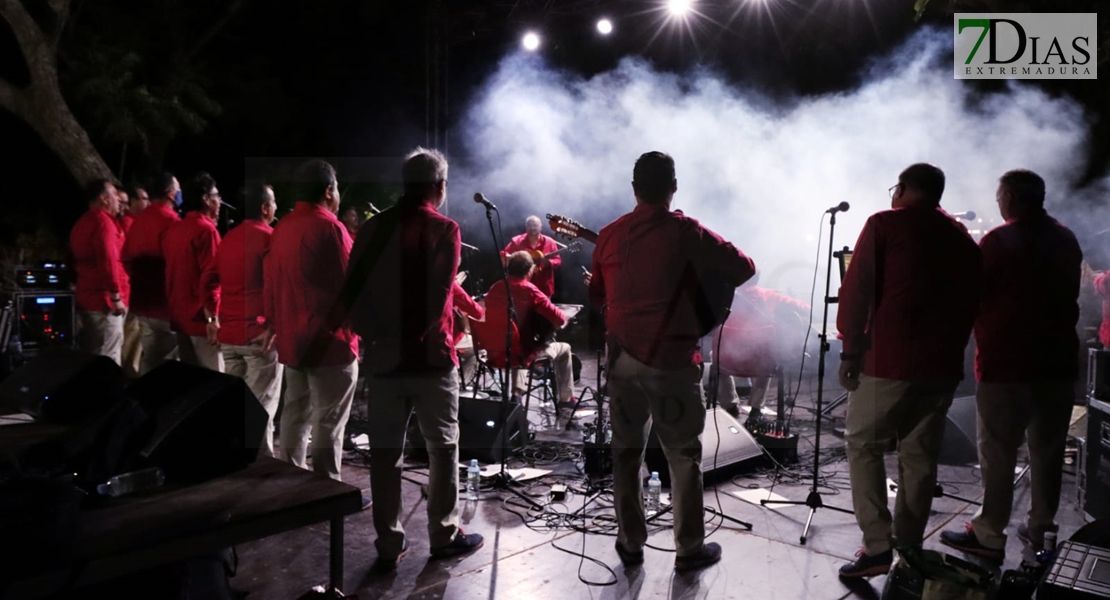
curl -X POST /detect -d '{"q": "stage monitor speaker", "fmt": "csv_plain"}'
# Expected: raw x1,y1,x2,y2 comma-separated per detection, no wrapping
125,361,267,482
646,407,762,486
0,347,122,423
938,395,979,466
1085,398,1110,522
458,394,528,464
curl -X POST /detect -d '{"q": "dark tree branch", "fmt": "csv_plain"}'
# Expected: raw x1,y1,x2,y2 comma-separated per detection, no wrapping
0,0,53,82
45,0,71,50
183,0,252,64
0,77,23,113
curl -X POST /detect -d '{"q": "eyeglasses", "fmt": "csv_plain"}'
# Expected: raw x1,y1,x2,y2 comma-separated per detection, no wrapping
888,183,901,199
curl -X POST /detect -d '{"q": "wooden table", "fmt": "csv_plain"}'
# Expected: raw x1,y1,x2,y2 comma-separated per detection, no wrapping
1,455,361,599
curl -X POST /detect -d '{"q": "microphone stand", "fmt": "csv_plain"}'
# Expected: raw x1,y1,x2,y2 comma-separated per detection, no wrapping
760,209,852,544
481,203,541,510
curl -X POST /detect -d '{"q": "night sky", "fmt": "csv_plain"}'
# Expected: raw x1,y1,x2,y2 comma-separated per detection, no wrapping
1,0,1106,279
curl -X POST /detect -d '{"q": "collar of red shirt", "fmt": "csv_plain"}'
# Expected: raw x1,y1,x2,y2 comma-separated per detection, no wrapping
184,211,215,225
293,201,341,220
151,201,178,218
632,203,669,216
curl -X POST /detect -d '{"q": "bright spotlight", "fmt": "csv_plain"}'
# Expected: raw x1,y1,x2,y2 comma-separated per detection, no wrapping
522,31,541,51
597,18,613,35
667,0,693,17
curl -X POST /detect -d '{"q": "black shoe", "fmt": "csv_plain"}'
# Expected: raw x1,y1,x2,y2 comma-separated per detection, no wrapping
372,540,409,573
838,549,893,579
940,523,1004,560
723,405,741,419
674,542,722,572
430,529,484,559
615,541,644,566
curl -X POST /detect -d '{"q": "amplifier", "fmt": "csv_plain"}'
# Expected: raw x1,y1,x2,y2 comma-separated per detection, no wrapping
1089,350,1110,402
1085,399,1110,521
13,291,76,358
14,263,70,290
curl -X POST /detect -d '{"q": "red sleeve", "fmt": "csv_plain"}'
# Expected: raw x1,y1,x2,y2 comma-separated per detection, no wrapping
201,252,221,316
545,236,562,270
429,223,461,333
453,281,484,320
531,285,567,329
693,222,756,287
96,216,123,297
978,232,1003,301
197,227,221,314
1095,272,1110,297
263,244,276,331
836,216,880,356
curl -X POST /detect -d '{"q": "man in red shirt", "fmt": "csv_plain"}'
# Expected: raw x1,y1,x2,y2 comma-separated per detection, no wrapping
263,160,358,482
341,148,484,570
836,163,982,579
940,169,1081,560
122,172,182,375
163,172,223,371
120,183,150,377
589,151,755,572
201,182,283,456
712,278,810,422
483,251,576,427
502,215,562,298
70,179,129,364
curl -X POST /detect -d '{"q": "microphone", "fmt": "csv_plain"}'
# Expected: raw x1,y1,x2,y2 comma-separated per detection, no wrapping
826,202,850,214
952,210,976,221
219,200,237,211
473,193,498,211
461,242,478,252
367,203,382,215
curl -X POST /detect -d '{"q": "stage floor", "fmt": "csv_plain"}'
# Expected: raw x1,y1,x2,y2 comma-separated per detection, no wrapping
233,353,1092,600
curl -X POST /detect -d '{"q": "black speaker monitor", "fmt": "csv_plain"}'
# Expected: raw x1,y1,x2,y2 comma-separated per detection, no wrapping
457,395,528,464
125,361,267,482
938,395,978,466
646,407,762,486
0,347,122,423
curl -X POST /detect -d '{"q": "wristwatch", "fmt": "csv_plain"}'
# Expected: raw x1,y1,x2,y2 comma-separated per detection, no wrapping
206,316,218,324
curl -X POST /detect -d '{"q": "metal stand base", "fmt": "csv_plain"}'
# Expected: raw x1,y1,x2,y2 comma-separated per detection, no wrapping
761,491,853,544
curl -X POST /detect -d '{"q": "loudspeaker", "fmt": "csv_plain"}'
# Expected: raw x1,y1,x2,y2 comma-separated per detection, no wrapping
124,361,267,482
458,395,528,464
646,407,762,486
939,395,979,466
1086,398,1110,521
0,347,122,423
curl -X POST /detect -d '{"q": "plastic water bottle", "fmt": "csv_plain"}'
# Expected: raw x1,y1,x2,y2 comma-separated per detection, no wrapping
1035,531,1059,568
646,471,662,514
97,467,165,497
466,459,480,501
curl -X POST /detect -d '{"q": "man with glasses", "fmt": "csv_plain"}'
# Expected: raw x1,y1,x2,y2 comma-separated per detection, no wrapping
836,163,982,579
163,172,224,371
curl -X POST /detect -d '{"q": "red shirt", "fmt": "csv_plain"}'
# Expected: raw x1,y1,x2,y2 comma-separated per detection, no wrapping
122,202,180,320
714,287,810,376
118,213,134,234
483,276,567,362
201,219,273,346
503,233,561,297
837,206,982,382
163,213,221,337
1095,272,1110,348
264,202,357,368
589,203,756,370
70,206,129,312
343,197,460,375
451,281,484,346
975,213,1081,382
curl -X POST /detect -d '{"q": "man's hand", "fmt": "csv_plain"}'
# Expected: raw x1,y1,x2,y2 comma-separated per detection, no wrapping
205,320,221,347
110,298,127,316
252,329,276,355
582,269,592,286
838,357,862,392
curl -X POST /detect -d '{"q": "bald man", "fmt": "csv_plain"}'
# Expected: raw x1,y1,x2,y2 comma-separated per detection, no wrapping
502,215,562,298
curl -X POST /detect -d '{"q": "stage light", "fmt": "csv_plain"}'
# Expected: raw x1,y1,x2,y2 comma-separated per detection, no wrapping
668,0,693,17
597,18,613,35
522,31,541,51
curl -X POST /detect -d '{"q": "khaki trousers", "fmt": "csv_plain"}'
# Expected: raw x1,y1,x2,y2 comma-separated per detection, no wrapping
136,316,178,375
279,360,358,481
970,381,1074,549
366,369,460,557
120,313,143,377
608,351,707,557
845,374,955,555
512,342,575,403
177,333,224,372
77,311,124,366
223,344,284,458
717,375,772,412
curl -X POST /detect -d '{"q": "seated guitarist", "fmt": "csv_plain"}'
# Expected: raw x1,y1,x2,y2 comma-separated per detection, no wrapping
502,215,561,298
484,251,577,429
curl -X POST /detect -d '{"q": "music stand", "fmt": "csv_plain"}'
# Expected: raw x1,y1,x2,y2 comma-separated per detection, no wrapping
808,247,852,426
760,214,852,544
